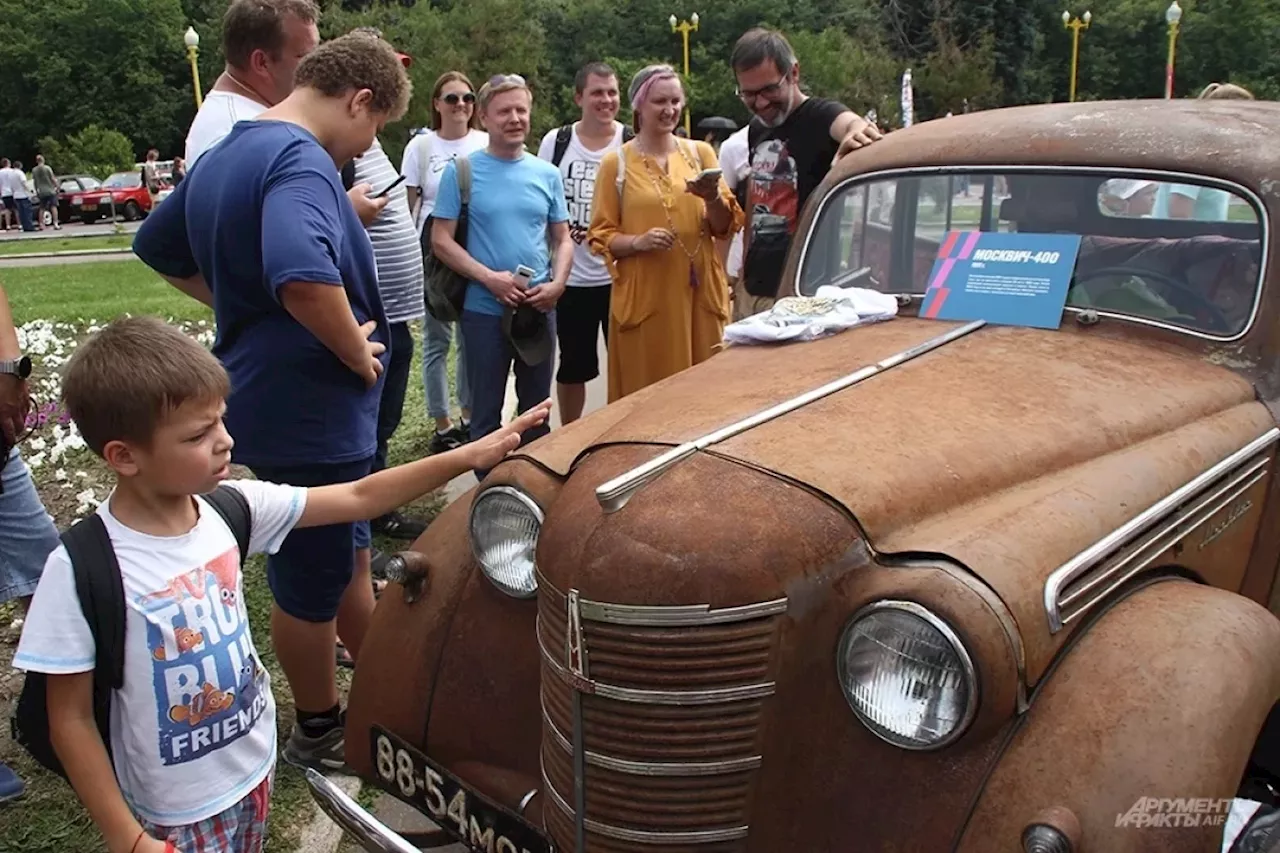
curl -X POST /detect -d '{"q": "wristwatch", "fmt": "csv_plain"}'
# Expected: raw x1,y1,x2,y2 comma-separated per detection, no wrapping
0,356,32,379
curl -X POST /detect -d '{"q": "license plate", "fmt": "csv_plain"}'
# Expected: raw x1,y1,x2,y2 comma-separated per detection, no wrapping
81,203,97,211
370,726,553,853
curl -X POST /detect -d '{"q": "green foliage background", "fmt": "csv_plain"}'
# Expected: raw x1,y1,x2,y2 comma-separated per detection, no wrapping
2,0,1278,169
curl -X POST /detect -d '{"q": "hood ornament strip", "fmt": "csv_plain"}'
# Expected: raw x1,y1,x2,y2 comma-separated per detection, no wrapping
595,319,987,513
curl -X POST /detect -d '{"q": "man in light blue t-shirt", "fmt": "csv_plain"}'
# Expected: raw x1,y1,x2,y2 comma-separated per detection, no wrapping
1153,182,1231,222
432,74,573,474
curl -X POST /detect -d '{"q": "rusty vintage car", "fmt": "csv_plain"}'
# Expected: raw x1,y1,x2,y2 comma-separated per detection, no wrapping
308,99,1280,852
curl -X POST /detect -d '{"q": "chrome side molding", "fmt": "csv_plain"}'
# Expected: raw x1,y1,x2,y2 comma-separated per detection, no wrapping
1044,428,1279,633
594,319,987,512
577,596,788,626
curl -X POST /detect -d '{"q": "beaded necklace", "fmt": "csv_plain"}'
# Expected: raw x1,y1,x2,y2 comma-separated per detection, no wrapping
633,140,704,287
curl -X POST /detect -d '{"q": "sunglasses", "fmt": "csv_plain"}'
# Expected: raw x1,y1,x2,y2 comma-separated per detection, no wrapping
440,92,476,105
488,74,527,87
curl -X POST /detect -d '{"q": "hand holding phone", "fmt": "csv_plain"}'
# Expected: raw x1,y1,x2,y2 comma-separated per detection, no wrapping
514,264,536,287
372,174,407,199
695,168,723,182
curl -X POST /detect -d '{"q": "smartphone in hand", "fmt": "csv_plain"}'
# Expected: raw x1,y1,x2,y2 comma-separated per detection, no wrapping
514,264,536,287
695,168,723,182
372,174,407,199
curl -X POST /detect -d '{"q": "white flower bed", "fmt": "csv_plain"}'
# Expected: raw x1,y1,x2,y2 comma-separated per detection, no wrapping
16,318,215,520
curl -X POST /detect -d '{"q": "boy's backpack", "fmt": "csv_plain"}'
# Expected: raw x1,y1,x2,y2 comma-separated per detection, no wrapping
422,155,472,323
549,123,635,167
10,485,251,780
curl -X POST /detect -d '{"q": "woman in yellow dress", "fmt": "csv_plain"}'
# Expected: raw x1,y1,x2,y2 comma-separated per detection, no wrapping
588,64,743,402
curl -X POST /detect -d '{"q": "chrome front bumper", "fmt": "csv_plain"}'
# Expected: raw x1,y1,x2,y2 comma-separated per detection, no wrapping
304,768,421,853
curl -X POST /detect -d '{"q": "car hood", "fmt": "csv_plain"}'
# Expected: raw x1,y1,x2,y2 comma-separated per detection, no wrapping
513,318,1272,677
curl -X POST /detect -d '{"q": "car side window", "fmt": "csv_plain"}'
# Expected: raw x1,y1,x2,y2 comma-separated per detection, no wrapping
60,180,80,193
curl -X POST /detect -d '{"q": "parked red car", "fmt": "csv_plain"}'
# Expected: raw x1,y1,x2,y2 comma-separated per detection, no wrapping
77,171,155,224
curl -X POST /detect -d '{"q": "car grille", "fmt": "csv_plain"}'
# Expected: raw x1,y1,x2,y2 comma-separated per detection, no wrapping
537,578,787,852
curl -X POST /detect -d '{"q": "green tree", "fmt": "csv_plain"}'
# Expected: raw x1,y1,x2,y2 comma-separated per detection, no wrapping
0,0,193,162
916,21,1002,115
38,125,137,179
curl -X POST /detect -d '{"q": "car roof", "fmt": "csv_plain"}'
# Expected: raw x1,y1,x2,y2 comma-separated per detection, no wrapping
833,99,1280,193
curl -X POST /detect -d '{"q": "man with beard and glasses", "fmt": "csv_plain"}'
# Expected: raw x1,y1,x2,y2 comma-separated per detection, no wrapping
731,27,882,316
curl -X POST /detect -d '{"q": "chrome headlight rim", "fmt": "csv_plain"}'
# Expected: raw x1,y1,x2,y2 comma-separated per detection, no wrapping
837,599,979,751
468,485,544,600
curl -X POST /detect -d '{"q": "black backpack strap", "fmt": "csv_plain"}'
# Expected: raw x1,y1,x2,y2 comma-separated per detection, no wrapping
203,484,251,565
62,516,125,691
621,125,635,143
551,124,573,167
339,159,357,192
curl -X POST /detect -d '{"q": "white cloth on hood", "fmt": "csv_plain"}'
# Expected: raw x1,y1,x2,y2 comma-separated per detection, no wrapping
723,285,898,345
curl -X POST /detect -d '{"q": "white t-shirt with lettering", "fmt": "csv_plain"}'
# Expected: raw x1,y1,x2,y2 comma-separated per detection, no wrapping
14,480,306,825
401,129,489,233
537,122,625,287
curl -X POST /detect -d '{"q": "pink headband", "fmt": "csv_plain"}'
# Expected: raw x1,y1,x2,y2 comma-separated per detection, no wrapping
630,70,678,110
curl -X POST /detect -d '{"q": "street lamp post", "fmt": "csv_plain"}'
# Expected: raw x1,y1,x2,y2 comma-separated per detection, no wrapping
669,12,699,136
1061,9,1092,103
184,26,203,109
1165,1,1183,99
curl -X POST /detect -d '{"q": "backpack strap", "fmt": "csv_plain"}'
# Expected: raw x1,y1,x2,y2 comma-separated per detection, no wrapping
551,124,573,167
622,125,635,143
615,142,629,208
62,516,125,691
456,155,472,211
416,132,434,195
203,484,251,565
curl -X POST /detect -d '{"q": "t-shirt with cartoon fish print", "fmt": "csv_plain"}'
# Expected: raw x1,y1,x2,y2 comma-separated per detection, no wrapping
15,479,306,825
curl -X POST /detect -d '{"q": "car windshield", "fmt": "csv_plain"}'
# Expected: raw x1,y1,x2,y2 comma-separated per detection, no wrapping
799,170,1264,338
81,177,101,189
102,173,141,189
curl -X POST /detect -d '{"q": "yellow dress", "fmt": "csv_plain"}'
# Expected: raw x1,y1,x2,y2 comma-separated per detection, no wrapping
588,140,743,402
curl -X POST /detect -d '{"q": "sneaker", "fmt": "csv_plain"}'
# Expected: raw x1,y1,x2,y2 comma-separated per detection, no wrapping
282,723,348,774
370,511,427,540
427,428,462,455
0,762,25,804
448,420,473,445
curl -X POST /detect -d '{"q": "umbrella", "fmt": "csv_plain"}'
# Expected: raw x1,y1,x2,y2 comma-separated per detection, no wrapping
697,116,739,132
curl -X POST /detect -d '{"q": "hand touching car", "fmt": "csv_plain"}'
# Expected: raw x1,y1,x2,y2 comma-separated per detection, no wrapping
464,400,553,470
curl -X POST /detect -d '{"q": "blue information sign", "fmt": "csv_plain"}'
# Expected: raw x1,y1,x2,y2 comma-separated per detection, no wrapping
920,232,1083,329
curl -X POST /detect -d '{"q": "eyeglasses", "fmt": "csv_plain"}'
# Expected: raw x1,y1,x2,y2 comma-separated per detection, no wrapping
487,74,527,87
735,76,787,102
441,92,476,105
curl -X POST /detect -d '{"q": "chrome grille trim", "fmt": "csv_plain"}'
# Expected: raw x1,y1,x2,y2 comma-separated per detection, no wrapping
577,597,788,626
541,763,751,845
540,633,777,705
541,701,764,777
1044,428,1279,633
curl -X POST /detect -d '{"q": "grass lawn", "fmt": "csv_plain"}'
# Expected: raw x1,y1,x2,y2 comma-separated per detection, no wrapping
0,234,135,258
0,261,451,852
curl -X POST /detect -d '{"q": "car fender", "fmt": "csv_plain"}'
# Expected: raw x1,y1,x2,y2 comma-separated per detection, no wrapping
956,577,1280,852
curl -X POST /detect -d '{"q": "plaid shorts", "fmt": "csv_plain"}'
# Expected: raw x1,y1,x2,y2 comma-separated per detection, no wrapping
142,772,273,853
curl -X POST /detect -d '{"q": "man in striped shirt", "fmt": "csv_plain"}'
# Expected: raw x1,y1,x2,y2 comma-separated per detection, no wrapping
347,134,429,545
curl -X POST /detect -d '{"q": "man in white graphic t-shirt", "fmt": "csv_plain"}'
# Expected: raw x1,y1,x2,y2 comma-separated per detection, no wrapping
536,62,632,424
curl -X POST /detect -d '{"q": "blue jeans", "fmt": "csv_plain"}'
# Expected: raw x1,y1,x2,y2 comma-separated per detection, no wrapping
459,310,555,477
422,312,471,421
0,448,59,603
15,198,34,232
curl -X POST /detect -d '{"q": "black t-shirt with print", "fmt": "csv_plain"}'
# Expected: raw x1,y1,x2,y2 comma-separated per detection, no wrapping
743,96,848,297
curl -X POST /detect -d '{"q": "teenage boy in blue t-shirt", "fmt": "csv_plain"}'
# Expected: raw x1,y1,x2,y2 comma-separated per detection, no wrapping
132,31,404,775
431,74,574,475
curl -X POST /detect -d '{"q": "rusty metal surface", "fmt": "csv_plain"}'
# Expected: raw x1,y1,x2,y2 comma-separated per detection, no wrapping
956,581,1280,853
344,491,479,779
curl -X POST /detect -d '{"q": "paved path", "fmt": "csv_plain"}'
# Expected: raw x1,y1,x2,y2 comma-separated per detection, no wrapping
0,220,141,241
0,251,135,268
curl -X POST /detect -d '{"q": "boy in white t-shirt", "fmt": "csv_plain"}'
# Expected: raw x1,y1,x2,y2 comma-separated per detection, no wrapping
14,316,549,853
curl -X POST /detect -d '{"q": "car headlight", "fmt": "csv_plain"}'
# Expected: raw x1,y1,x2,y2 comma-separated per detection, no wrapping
837,600,977,750
469,486,542,598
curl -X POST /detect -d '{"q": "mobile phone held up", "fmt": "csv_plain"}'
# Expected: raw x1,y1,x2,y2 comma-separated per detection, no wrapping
373,174,407,199
695,167,723,182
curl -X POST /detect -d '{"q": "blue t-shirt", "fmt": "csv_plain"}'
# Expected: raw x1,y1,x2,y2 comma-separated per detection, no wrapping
433,150,569,316
132,121,388,467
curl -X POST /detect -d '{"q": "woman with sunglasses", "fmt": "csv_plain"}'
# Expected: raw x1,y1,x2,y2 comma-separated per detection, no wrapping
587,64,742,402
402,71,488,454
